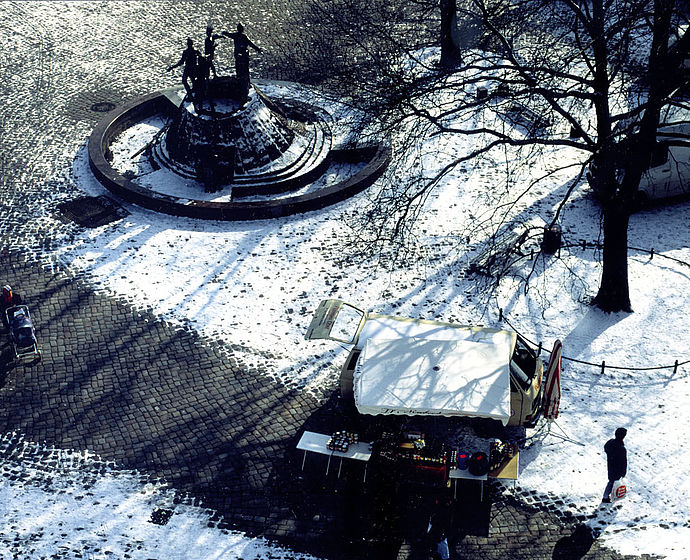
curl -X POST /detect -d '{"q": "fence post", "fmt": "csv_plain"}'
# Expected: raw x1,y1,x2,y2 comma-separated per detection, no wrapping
499,308,503,321
650,248,654,260
674,360,678,374
537,342,542,356
601,360,605,374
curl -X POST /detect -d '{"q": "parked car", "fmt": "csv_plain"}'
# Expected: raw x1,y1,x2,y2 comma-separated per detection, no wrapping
587,124,690,208
635,124,690,206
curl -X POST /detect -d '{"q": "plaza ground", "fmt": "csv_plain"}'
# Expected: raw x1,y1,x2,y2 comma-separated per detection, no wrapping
1,2,686,559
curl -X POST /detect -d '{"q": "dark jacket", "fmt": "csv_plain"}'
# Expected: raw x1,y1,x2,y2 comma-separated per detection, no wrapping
604,438,627,480
428,500,453,541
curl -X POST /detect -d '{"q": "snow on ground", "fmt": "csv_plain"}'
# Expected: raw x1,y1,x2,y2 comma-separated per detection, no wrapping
9,63,690,559
0,434,319,560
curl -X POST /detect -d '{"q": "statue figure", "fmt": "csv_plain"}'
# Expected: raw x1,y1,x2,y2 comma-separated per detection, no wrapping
194,55,214,107
204,25,222,79
167,38,201,99
222,24,262,92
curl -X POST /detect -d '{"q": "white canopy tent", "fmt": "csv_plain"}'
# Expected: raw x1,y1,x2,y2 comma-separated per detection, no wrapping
353,336,513,425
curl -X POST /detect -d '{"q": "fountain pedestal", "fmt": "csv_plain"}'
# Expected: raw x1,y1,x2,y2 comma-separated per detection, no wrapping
165,77,296,183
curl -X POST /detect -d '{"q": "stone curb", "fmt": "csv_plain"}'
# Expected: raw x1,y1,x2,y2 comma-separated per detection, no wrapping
88,81,391,221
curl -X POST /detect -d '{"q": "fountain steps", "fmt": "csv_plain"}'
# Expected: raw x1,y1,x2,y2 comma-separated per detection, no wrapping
150,116,332,198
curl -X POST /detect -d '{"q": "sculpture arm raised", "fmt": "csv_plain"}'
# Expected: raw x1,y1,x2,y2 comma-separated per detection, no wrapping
167,54,184,72
247,38,262,54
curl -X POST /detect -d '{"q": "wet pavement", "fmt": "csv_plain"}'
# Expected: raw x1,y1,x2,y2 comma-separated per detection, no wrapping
0,3,661,559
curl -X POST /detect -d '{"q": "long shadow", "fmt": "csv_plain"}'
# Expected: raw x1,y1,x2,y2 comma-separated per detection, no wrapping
551,498,627,560
552,523,596,560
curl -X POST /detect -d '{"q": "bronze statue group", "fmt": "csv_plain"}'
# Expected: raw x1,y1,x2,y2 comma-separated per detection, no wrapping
167,24,261,106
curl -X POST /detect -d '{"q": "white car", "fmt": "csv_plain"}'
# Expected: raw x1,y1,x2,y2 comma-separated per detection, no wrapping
637,124,690,206
587,123,690,208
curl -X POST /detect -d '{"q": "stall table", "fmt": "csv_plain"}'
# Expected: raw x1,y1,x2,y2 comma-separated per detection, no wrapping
449,466,489,501
448,447,519,501
490,447,519,483
296,431,373,481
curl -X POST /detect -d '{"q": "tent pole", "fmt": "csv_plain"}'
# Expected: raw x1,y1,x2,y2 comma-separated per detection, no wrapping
547,420,585,446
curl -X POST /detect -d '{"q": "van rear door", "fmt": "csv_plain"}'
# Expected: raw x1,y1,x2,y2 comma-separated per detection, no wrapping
304,299,367,344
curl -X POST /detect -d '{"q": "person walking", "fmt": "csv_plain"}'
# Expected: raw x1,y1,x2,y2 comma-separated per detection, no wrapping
1,285,22,330
427,496,454,559
602,427,627,503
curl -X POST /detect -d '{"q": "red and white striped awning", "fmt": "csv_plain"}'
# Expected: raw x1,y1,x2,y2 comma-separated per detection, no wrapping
543,339,563,421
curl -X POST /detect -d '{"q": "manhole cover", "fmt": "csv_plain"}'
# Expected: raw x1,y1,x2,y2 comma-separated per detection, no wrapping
57,195,128,228
90,101,116,113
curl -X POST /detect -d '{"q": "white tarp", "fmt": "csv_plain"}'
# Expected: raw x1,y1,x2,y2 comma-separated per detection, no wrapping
353,337,513,424
354,316,515,350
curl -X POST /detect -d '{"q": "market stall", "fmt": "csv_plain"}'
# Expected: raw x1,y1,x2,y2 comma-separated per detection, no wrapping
353,337,513,424
295,427,519,508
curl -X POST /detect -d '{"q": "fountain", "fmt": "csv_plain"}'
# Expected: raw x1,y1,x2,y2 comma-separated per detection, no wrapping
88,25,390,221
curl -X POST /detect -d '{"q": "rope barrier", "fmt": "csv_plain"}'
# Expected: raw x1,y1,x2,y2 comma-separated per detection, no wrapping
490,239,690,374
491,239,689,374
500,310,688,375
555,242,690,270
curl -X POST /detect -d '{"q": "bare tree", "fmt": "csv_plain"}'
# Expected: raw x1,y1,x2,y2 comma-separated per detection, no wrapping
275,0,690,312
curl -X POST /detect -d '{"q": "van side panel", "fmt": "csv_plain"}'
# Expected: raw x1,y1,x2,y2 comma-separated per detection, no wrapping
508,351,544,427
508,384,525,427
512,361,544,427
340,348,360,401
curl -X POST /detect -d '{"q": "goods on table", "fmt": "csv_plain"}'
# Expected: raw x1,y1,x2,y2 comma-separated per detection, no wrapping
468,451,489,476
489,440,516,471
327,431,359,452
449,450,470,470
411,452,448,479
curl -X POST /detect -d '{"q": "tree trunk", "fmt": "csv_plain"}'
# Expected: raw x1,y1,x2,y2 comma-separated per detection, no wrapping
440,0,462,67
592,201,632,312
588,0,632,313
592,0,673,314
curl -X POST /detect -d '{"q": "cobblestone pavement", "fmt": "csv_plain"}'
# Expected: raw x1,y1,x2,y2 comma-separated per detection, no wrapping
0,3,661,559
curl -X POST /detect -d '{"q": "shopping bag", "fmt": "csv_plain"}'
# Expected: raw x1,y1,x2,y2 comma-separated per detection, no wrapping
611,478,627,501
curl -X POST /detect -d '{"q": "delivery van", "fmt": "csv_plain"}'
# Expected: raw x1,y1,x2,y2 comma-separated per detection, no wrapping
305,299,551,428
